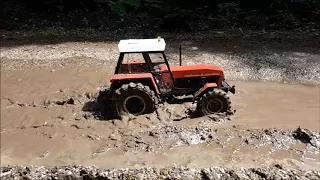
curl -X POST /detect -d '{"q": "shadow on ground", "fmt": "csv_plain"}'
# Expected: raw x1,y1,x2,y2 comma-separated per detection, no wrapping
82,89,114,120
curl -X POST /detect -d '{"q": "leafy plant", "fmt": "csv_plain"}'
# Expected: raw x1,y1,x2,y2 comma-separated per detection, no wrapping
108,0,141,16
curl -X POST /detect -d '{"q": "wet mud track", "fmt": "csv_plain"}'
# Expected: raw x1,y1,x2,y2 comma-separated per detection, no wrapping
1,34,320,179
1,75,319,171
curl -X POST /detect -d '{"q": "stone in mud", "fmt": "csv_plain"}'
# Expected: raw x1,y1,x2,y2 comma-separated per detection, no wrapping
293,127,312,144
293,127,320,150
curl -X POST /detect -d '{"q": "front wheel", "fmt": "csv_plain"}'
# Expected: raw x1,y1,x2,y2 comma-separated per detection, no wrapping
195,88,231,116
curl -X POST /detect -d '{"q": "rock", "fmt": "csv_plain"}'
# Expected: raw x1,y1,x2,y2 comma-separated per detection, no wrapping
293,127,312,144
0,165,320,179
66,170,72,176
0,170,12,178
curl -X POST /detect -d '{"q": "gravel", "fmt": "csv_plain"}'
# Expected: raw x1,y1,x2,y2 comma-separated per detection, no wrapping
1,31,319,85
1,164,319,180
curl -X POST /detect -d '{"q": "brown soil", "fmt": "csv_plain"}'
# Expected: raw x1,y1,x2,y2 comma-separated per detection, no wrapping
1,35,320,172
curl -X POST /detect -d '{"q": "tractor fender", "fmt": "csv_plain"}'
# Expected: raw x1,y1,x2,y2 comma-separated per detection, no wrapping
110,73,160,95
193,83,218,101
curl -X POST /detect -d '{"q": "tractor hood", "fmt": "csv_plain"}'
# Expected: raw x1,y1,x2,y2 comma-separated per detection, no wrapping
161,64,224,78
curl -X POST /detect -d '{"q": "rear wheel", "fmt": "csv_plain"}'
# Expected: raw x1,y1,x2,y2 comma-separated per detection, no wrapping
195,88,231,116
112,82,158,119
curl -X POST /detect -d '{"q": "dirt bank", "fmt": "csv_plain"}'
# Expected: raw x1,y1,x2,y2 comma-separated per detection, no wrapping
1,31,320,174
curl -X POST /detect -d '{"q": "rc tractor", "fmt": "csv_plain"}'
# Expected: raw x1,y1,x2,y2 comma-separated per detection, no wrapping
104,37,236,119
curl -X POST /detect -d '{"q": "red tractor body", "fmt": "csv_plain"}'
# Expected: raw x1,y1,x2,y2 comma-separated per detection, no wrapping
106,37,235,119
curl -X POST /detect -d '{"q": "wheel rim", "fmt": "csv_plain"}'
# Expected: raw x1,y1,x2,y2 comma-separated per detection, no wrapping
123,95,146,115
206,98,224,113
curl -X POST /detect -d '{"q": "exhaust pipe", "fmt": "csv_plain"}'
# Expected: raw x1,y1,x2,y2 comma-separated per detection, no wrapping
179,45,182,66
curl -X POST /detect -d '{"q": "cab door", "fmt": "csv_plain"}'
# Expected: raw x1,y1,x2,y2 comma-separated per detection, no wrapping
143,52,173,94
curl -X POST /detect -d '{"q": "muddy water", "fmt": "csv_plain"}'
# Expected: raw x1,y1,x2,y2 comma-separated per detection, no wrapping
1,67,320,169
229,81,320,131
1,67,113,104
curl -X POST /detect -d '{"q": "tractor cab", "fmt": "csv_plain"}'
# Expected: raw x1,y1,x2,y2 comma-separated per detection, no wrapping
113,37,175,94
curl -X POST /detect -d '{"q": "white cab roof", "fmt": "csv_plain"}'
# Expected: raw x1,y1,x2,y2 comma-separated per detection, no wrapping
118,38,166,53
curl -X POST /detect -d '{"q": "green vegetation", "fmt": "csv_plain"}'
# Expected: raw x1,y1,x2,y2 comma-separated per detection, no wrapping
1,0,319,31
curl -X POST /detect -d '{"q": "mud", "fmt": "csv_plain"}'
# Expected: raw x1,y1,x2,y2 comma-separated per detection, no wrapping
1,34,320,174
1,68,319,170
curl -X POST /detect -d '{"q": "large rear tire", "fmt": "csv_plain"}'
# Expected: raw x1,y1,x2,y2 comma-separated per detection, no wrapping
112,82,158,119
195,88,231,116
